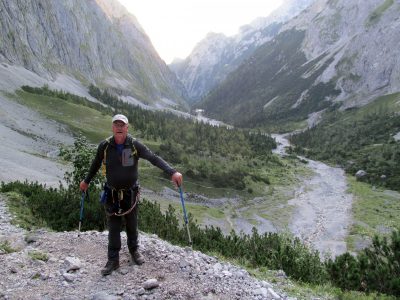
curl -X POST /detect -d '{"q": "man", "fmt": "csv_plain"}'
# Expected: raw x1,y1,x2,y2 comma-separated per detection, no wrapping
80,114,182,276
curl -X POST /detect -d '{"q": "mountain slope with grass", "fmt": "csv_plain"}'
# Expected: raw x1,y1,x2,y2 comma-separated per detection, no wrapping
0,91,72,187
169,0,313,102
290,92,400,191
0,0,188,109
197,0,400,130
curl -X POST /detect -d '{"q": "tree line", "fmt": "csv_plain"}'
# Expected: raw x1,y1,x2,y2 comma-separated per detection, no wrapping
290,109,400,191
21,84,276,191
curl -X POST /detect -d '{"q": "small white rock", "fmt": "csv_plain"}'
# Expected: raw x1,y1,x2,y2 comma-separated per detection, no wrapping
268,287,281,299
143,278,159,290
62,272,76,282
261,280,273,289
64,257,82,272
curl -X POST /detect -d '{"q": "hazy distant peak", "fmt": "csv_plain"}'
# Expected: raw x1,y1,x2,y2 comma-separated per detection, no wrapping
190,33,231,56
171,57,185,64
94,0,146,34
171,0,314,101
205,32,228,40
248,0,314,30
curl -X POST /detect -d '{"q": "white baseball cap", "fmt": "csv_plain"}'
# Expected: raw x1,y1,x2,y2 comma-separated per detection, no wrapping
112,114,128,124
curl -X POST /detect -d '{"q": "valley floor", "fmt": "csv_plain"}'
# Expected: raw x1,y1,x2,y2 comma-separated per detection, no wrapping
288,158,352,258
270,134,352,258
1,89,395,262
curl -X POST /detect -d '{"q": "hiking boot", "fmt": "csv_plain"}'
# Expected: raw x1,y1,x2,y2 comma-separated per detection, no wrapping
131,250,144,265
101,260,119,276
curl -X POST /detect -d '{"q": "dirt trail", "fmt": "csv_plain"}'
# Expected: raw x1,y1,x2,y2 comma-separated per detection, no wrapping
273,134,353,258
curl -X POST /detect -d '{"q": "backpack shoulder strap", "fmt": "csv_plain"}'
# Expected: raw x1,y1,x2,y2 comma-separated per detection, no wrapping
127,135,138,158
101,136,113,177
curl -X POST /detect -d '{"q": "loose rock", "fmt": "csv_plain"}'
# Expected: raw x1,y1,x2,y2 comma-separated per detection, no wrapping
0,194,296,300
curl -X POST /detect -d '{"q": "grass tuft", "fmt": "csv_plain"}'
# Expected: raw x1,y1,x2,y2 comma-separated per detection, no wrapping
28,250,49,262
0,241,16,253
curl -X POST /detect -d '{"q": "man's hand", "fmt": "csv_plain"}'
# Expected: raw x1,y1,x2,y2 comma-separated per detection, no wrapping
171,172,183,187
80,180,89,192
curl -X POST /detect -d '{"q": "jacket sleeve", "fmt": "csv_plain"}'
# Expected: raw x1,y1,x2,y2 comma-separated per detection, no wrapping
84,141,106,184
134,140,176,176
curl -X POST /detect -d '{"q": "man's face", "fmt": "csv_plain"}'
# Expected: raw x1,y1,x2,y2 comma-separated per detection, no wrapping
112,120,128,140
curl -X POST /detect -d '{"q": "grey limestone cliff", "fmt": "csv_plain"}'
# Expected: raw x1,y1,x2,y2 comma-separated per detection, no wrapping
0,0,188,109
197,0,400,126
284,0,400,107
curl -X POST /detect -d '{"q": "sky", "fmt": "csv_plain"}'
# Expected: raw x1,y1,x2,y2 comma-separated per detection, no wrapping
117,0,283,64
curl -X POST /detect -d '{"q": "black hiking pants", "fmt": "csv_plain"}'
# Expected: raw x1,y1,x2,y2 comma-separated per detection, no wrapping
106,189,139,262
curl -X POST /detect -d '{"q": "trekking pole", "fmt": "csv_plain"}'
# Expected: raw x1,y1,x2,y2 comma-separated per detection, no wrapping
178,186,192,246
78,191,87,237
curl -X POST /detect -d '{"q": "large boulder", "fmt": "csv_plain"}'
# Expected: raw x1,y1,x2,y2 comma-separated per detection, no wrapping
355,170,367,178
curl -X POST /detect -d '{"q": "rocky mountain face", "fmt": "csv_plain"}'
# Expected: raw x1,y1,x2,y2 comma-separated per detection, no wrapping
0,194,291,300
198,0,400,127
283,0,400,108
169,0,314,102
0,0,188,109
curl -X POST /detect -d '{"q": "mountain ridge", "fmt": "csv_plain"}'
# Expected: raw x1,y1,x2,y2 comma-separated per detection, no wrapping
197,0,400,128
0,0,188,110
170,0,314,102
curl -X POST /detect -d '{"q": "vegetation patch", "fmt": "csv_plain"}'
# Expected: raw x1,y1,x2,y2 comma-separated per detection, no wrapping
366,0,394,26
0,240,16,254
4,191,47,231
15,88,110,143
151,197,226,226
346,176,400,251
290,93,400,191
28,250,49,262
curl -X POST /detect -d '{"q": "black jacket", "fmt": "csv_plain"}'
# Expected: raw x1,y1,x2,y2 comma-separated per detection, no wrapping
84,134,176,189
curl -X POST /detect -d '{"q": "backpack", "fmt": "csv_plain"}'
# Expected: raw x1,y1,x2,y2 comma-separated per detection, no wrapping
101,135,138,177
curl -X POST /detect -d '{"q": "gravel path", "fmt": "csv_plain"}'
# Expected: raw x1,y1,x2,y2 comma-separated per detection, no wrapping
273,134,353,258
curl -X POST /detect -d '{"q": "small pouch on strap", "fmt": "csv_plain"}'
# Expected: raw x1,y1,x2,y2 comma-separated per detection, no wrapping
99,183,110,204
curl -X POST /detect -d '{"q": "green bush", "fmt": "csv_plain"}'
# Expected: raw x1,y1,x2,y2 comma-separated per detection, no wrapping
290,111,400,191
0,241,16,253
28,250,49,262
326,230,400,296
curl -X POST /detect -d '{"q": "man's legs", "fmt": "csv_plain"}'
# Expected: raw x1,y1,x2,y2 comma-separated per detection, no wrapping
108,214,122,261
101,214,121,275
125,202,144,264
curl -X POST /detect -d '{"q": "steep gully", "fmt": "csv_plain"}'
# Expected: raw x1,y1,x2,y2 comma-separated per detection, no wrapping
272,134,353,258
